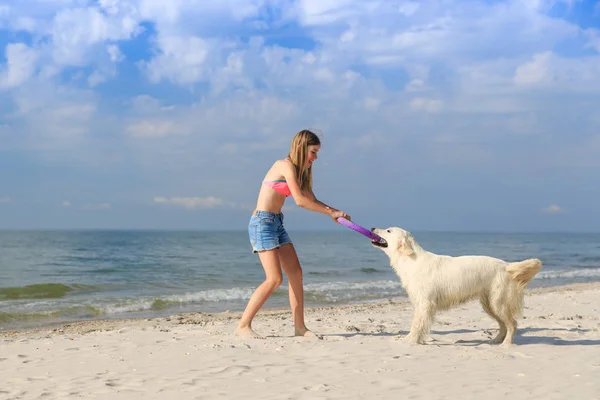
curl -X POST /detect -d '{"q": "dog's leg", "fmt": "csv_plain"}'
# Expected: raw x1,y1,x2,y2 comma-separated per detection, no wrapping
480,295,507,344
501,315,517,346
490,303,517,346
489,283,520,346
405,305,435,344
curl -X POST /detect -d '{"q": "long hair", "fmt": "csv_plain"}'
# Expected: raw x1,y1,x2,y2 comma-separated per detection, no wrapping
287,129,321,193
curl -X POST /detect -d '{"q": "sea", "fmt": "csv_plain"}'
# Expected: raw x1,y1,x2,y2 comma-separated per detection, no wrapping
1,230,599,332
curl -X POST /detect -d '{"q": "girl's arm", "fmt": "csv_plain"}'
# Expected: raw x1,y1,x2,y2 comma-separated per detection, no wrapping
279,160,349,220
309,191,351,222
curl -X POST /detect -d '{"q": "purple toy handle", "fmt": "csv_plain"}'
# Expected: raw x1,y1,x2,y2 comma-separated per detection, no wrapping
337,217,385,243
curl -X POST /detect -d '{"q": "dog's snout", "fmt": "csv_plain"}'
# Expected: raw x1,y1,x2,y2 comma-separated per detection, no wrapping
371,228,375,232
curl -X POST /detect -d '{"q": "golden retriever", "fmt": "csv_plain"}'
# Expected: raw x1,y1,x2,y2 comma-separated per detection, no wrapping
371,227,542,346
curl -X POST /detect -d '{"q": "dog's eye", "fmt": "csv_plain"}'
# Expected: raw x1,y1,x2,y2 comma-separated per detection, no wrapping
387,229,391,233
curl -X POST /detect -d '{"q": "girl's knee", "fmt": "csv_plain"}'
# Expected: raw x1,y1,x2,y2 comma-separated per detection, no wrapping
266,276,283,290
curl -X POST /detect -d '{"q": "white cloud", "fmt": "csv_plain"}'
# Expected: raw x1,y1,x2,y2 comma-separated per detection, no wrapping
296,0,357,25
124,93,302,144
0,196,11,204
140,35,210,85
10,82,97,141
61,201,71,207
126,120,181,138
295,0,582,75
153,196,226,209
364,97,380,110
340,30,354,43
82,203,111,210
514,52,553,85
0,4,10,28
11,16,38,33
584,28,600,52
0,43,39,89
137,0,186,24
106,44,123,63
542,204,563,214
398,1,420,16
410,97,442,112
514,51,600,91
50,6,139,67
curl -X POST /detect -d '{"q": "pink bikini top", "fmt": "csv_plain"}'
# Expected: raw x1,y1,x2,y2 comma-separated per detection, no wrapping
263,179,291,197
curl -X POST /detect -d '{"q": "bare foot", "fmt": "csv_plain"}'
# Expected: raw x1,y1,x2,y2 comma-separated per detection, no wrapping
295,327,322,340
235,326,265,339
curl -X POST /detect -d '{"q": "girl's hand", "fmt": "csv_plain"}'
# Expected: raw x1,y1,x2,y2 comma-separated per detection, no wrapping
330,210,351,223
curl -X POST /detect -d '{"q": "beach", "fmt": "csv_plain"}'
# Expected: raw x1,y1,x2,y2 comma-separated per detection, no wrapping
1,282,599,400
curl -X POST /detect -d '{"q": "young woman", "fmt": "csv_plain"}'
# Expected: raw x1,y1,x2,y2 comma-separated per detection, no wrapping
236,129,351,339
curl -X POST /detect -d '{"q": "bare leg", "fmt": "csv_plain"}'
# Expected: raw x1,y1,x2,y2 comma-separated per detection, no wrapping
236,249,283,339
279,244,321,339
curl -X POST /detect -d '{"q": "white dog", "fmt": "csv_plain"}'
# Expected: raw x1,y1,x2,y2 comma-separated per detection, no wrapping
371,227,542,346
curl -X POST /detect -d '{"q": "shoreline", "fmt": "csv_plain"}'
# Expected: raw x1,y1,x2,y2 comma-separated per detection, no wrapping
2,280,598,339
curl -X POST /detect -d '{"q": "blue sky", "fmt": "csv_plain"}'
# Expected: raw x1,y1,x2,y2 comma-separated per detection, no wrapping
1,0,599,231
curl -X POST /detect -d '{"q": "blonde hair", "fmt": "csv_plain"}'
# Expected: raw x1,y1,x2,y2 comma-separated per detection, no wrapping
287,129,321,193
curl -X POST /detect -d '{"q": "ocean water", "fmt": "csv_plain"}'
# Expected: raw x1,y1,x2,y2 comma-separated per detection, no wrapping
1,230,599,331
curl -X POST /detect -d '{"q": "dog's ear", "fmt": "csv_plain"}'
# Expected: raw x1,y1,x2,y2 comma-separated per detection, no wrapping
398,235,415,256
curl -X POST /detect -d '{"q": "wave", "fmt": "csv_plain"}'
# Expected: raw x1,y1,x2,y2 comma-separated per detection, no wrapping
536,268,600,280
578,256,600,263
100,287,256,314
0,283,97,301
100,281,404,314
303,280,405,303
308,267,386,276
0,305,102,323
307,271,343,277
359,267,385,274
0,280,405,327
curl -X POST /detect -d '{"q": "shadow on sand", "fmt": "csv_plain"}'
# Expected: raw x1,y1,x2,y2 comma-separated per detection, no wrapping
321,326,600,346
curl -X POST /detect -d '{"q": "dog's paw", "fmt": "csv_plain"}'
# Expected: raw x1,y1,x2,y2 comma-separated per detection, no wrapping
489,335,506,345
403,336,424,345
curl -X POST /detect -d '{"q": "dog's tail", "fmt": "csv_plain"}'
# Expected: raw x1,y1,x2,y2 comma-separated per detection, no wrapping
506,258,542,290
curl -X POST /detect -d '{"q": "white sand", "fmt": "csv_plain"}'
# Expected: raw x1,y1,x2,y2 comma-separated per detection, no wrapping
1,283,599,400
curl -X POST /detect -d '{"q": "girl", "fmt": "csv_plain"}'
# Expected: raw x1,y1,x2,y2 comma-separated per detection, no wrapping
236,130,350,339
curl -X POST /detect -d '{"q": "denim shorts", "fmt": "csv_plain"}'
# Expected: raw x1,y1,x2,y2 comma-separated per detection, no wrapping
248,210,292,253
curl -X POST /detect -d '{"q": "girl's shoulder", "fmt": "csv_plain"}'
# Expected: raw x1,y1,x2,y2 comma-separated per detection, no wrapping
264,159,292,180
274,158,294,170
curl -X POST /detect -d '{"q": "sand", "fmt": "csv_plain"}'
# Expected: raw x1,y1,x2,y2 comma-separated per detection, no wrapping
1,282,599,400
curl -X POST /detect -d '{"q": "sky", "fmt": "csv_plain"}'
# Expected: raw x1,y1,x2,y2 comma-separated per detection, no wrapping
0,0,599,232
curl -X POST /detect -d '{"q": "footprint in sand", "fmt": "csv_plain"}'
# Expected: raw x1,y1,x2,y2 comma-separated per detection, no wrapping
105,379,120,387
182,378,203,386
511,351,534,359
209,365,251,376
303,383,332,392
16,354,42,365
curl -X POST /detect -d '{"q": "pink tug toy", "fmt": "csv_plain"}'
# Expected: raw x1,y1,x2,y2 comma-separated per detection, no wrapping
336,217,386,243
